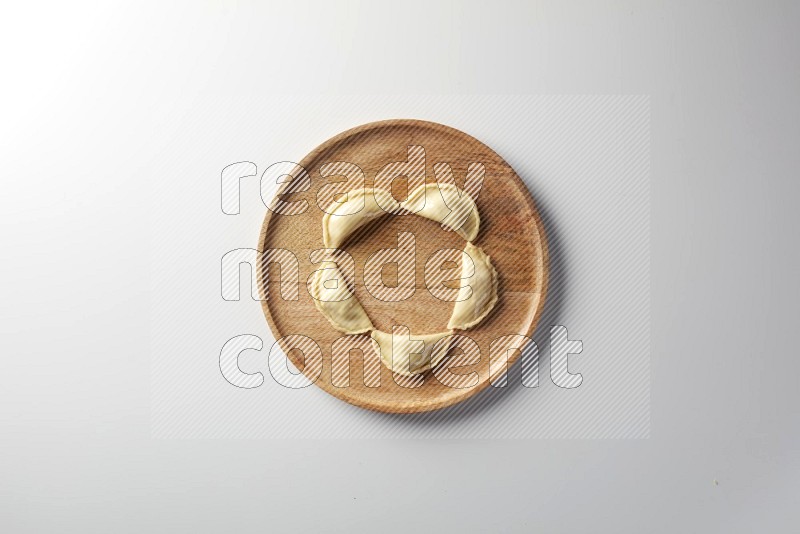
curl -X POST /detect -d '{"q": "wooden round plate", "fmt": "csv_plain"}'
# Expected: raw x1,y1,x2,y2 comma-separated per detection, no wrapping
257,119,548,413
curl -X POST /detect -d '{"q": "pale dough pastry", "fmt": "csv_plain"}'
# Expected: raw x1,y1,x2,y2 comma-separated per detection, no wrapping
447,242,499,330
318,184,491,374
403,182,480,242
322,188,400,248
310,261,374,334
370,329,453,376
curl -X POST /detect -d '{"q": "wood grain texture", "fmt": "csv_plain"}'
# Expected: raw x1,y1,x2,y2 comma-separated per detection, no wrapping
257,119,548,413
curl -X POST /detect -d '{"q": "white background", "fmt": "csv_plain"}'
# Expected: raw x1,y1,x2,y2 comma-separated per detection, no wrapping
2,1,799,532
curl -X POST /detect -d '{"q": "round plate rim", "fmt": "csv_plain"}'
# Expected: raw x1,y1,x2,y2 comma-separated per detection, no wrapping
257,118,549,413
